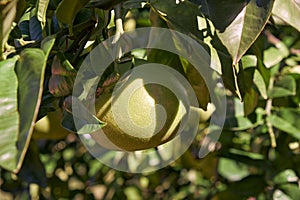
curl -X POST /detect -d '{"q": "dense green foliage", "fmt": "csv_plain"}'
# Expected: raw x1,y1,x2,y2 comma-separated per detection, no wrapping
1,0,300,199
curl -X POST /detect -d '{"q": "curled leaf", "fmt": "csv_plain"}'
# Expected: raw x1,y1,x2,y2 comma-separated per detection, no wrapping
49,75,75,97
51,53,76,76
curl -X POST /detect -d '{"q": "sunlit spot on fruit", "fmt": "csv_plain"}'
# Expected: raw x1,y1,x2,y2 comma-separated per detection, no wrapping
128,85,155,128
113,79,167,139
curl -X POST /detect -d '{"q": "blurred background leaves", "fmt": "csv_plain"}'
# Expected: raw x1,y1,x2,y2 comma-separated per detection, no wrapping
1,0,300,199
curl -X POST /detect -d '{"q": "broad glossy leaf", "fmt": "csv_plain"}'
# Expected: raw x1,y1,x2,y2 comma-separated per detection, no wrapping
272,0,300,32
36,0,50,28
222,60,244,99
0,56,19,171
148,9,210,109
18,9,30,41
150,0,245,99
16,0,26,22
184,61,210,110
87,0,127,10
56,0,90,25
149,0,226,74
18,141,47,187
268,75,296,98
41,34,56,57
147,8,188,74
29,8,43,41
200,0,274,64
150,0,203,39
123,0,145,9
15,48,47,172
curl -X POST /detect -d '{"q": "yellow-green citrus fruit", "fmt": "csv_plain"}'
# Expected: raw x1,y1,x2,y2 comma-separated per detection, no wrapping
33,109,71,140
94,79,187,151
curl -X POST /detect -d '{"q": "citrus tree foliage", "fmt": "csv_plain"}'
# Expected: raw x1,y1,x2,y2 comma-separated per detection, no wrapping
1,0,300,199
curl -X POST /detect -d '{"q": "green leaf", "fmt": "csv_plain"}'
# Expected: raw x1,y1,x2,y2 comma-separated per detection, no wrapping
16,0,26,22
226,116,254,131
150,0,246,98
229,148,264,160
184,61,210,110
36,0,50,28
222,60,244,99
56,0,90,25
267,113,300,139
150,0,203,39
272,0,300,32
243,87,258,116
241,55,257,69
263,41,289,68
0,56,19,171
15,48,47,172
124,186,142,200
29,8,43,41
18,8,30,40
277,107,300,130
254,69,267,99
218,158,250,181
147,9,210,109
201,0,274,64
268,75,296,98
227,175,267,197
18,141,47,187
213,191,241,200
257,57,271,86
41,35,56,57
49,75,75,97
71,97,106,134
278,184,300,200
273,189,293,200
87,0,125,10
274,169,299,184
49,53,76,97
225,97,255,129
149,0,226,74
219,149,267,169
61,109,77,132
0,0,18,59
123,0,145,9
